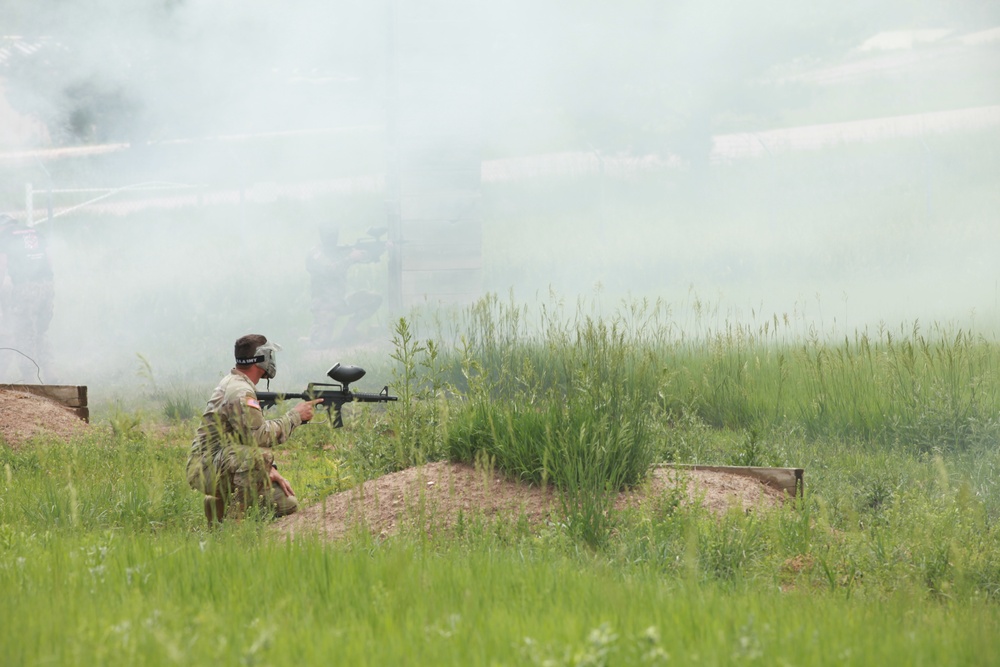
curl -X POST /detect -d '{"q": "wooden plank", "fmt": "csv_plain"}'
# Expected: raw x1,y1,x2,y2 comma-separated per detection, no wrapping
402,243,482,271
387,6,482,309
397,111,482,139
400,193,479,220
399,141,481,171
396,80,480,105
399,168,481,196
400,218,482,245
393,52,474,75
403,290,481,309
401,267,482,296
0,384,88,408
396,61,477,82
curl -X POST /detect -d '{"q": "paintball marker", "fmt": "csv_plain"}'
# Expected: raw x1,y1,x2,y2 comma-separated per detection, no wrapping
349,226,388,259
257,363,397,428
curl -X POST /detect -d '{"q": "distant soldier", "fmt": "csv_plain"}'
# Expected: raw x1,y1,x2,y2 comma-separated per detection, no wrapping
0,214,54,382
186,334,322,526
306,224,384,348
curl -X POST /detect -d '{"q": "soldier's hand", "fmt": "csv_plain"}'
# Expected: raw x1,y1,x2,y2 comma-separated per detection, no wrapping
269,467,295,498
294,398,325,423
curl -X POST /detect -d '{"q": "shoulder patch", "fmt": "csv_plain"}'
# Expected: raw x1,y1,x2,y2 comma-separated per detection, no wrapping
246,397,261,410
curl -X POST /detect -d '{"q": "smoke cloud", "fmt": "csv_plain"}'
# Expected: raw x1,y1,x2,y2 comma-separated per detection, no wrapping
0,1,997,403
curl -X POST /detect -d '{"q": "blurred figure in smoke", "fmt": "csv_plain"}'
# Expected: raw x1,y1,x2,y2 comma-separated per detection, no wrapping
0,215,54,383
306,223,384,348
186,334,322,526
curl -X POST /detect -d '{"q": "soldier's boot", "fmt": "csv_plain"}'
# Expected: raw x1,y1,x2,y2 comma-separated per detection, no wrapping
204,495,226,527
271,480,299,518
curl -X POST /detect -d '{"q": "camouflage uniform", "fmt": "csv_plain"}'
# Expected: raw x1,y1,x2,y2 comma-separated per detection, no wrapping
0,220,54,381
186,369,302,518
306,244,381,347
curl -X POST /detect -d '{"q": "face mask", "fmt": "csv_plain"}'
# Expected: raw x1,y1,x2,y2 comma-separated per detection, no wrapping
236,340,281,378
255,341,281,379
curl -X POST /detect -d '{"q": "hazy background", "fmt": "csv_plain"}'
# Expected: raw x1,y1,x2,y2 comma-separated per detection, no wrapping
0,0,998,408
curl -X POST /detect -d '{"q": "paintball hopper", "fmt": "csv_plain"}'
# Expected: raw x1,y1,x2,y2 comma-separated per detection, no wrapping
327,363,365,389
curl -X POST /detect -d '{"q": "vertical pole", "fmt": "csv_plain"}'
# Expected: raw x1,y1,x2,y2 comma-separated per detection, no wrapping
920,137,932,222
46,176,54,224
385,0,403,314
25,182,34,225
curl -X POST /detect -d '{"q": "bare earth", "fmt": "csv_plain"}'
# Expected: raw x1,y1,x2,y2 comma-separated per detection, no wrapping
0,389,788,539
0,388,89,447
275,460,789,542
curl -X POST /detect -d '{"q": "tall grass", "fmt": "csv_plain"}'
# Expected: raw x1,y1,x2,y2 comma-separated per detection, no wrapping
4,302,1000,664
441,295,667,544
380,294,1000,544
423,295,1000,458
3,523,999,666
0,431,193,533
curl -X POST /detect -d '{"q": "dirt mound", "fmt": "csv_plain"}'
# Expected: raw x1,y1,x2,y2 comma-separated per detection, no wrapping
0,388,89,447
275,461,790,542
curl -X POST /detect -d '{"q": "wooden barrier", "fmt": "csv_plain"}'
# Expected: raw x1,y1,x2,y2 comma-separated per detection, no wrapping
662,464,804,498
0,384,89,423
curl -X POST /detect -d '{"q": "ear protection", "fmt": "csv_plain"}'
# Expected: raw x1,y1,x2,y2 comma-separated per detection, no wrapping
236,340,281,379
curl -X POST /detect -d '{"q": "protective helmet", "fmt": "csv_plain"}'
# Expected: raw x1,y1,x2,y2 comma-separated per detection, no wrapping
319,224,340,250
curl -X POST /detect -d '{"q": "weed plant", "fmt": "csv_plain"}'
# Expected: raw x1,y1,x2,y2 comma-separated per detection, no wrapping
5,298,1000,664
4,521,997,666
441,294,668,544
2,425,999,666
434,295,1000,457
387,317,451,468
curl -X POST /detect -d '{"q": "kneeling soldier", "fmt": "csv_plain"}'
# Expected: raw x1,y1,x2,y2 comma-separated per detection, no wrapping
186,334,321,525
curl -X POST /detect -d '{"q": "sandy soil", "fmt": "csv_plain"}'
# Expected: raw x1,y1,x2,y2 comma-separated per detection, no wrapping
274,460,789,542
0,388,90,447
0,389,789,540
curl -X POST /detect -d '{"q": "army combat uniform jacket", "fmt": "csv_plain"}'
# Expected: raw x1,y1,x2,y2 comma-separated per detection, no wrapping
186,369,302,512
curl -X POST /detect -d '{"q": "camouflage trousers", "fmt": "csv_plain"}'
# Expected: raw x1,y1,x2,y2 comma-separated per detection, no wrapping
186,445,298,520
309,290,382,347
0,280,53,382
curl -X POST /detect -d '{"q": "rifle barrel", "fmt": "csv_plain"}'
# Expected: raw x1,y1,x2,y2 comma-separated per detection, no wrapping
352,389,398,402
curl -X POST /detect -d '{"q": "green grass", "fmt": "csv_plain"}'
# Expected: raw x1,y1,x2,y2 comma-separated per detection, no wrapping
417,293,1000,456
4,530,998,666
1,42,996,664
4,305,1000,664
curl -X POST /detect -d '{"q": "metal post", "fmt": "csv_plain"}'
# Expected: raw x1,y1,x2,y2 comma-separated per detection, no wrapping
920,137,933,221
25,182,33,225
385,0,403,313
46,176,54,224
